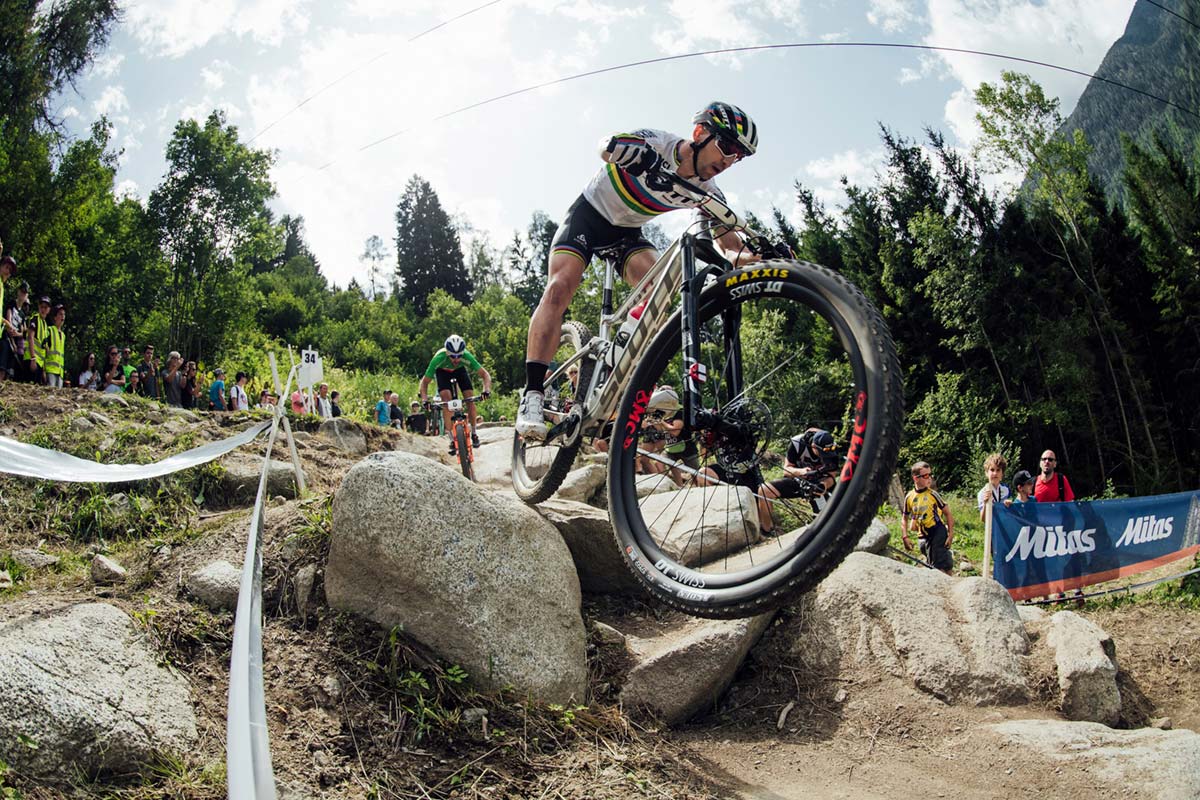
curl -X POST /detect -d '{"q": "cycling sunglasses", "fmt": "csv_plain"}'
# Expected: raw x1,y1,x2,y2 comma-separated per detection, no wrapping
713,135,750,160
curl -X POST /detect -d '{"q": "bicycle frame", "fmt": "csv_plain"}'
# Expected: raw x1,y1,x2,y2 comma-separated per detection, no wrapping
545,180,752,447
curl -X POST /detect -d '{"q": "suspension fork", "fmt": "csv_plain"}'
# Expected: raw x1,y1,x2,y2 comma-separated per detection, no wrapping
681,235,745,439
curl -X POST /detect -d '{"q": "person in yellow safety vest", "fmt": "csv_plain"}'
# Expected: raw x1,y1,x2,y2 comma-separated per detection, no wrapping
27,295,50,384
43,304,66,388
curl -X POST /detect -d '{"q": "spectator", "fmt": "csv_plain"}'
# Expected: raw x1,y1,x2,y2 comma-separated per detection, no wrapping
902,461,955,575
42,304,66,388
405,400,427,434
162,351,184,406
26,296,50,384
314,383,333,419
100,346,125,393
389,392,405,427
375,389,392,426
330,390,342,418
1011,470,1037,506
1,280,29,382
209,368,227,411
1035,449,1075,502
120,346,135,385
77,352,100,390
0,257,18,382
181,361,200,409
256,389,274,409
290,389,306,415
125,368,142,395
757,428,842,537
229,371,250,411
136,345,159,401
976,452,1012,520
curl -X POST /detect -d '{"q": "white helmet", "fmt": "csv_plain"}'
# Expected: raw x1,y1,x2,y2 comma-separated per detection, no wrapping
648,385,680,414
444,334,466,356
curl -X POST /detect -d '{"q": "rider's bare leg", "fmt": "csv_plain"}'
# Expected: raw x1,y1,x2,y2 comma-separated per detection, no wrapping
622,248,657,288
526,252,586,368
438,388,453,437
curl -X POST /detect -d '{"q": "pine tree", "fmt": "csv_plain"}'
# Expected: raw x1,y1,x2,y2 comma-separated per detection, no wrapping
393,175,469,315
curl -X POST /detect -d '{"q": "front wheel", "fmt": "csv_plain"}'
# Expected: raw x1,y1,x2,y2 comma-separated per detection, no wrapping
455,424,474,481
607,260,903,618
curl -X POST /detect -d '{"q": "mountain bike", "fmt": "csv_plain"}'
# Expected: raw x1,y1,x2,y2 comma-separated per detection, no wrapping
427,379,486,481
511,168,903,619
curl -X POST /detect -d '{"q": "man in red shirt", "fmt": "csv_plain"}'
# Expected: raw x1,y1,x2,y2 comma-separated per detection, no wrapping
1034,449,1075,502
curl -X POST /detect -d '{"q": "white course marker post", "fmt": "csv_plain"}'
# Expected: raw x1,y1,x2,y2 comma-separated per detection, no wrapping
270,352,306,496
982,494,994,581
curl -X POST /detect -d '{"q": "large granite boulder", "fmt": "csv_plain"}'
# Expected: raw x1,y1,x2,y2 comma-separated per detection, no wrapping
620,613,775,725
534,499,644,595
326,451,587,703
784,552,1030,705
1047,611,1121,725
317,418,368,455
0,603,198,782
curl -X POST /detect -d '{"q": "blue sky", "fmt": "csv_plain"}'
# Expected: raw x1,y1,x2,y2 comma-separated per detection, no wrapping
57,0,1137,288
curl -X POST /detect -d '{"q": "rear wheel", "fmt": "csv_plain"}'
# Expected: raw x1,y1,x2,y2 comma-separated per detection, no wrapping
455,424,474,481
511,320,595,503
607,260,903,618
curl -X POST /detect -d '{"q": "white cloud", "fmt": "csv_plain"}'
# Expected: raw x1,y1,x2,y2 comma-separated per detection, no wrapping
115,179,142,200
61,105,81,119
820,30,850,42
653,0,808,68
200,60,233,91
93,86,129,118
924,0,1132,126
125,0,313,57
92,52,125,79
867,0,919,33
801,147,885,210
898,67,921,84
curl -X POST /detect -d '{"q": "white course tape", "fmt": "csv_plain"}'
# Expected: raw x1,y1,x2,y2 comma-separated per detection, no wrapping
227,414,282,800
0,420,273,482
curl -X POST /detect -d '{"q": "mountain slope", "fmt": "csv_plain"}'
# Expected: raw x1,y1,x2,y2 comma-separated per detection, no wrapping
1062,0,1200,200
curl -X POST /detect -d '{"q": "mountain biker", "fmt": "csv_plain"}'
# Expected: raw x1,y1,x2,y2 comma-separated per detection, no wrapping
516,101,764,440
757,429,841,537
419,334,492,454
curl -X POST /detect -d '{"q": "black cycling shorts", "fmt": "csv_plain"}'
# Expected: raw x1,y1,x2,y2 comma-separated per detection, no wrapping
435,367,473,394
551,195,656,278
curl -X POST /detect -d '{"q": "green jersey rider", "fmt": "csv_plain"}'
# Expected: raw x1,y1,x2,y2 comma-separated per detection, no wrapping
419,335,492,455
515,101,764,439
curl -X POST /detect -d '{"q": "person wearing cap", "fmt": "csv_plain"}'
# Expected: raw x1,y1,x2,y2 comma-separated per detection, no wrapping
405,400,427,434
1010,470,1037,506
757,428,842,537
26,295,51,384
209,368,227,411
42,305,67,388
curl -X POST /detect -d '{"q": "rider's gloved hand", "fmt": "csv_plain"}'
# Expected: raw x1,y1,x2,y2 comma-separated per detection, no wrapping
481,390,491,400
624,147,665,177
769,242,795,259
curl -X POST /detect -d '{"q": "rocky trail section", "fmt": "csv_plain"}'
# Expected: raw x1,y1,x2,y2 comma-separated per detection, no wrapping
0,384,1196,798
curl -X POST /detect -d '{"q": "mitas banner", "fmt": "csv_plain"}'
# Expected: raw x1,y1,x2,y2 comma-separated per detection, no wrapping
991,491,1200,600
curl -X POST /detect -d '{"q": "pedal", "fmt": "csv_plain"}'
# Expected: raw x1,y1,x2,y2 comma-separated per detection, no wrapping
544,413,580,445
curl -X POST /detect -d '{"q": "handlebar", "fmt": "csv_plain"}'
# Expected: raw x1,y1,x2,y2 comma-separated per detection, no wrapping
651,167,790,258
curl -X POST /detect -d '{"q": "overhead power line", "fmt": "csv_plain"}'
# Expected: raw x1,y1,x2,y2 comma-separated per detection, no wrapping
317,40,1199,171
248,0,505,144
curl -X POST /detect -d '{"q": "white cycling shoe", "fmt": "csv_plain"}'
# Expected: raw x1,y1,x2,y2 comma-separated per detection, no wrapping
515,391,547,440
